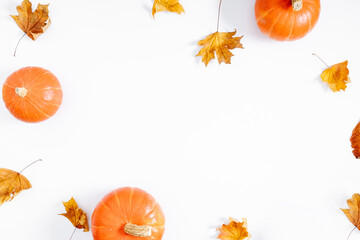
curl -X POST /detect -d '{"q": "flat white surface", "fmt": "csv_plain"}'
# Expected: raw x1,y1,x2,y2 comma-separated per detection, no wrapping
0,0,360,239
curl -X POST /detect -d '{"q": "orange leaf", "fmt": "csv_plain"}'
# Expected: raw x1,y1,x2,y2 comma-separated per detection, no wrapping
320,61,350,92
196,30,244,66
217,217,250,240
0,168,31,206
341,194,360,230
350,122,360,159
152,0,184,18
11,0,51,41
60,197,89,232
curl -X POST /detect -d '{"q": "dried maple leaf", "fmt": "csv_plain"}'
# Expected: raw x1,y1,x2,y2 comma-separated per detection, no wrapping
217,217,250,240
341,194,360,229
11,0,51,41
0,168,31,206
341,194,360,240
60,197,89,232
350,122,360,159
152,0,184,18
196,30,244,66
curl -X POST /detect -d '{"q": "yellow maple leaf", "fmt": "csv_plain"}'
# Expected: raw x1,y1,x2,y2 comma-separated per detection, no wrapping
0,168,31,206
60,197,89,232
196,30,244,66
341,194,360,230
11,0,51,41
320,60,350,92
152,0,184,18
217,217,250,240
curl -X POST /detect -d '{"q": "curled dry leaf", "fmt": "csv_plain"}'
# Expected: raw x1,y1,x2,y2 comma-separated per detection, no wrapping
152,0,184,18
196,30,244,66
350,122,360,159
313,54,350,92
11,0,51,41
60,197,89,232
0,168,31,206
217,217,250,240
320,61,350,92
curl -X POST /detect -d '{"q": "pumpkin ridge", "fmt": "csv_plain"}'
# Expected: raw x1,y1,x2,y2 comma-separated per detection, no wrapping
285,14,295,40
128,187,134,223
255,8,275,23
267,10,283,34
305,10,312,33
23,96,50,118
142,201,159,221
25,71,51,89
3,82,15,89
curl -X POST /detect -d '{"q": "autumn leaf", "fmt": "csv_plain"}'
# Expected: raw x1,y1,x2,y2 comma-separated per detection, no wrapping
0,160,41,206
0,168,31,206
152,0,184,18
11,0,51,56
350,122,360,159
313,54,350,92
321,61,350,92
60,197,89,232
341,194,360,229
217,217,250,240
341,194,360,239
11,0,51,40
196,30,244,66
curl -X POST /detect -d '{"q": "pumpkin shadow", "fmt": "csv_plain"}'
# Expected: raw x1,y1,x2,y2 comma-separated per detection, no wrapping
220,0,265,40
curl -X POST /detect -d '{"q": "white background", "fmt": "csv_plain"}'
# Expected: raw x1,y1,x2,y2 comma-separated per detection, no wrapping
0,0,360,239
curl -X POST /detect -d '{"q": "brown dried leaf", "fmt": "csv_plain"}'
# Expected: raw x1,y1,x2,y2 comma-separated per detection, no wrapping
350,122,360,159
196,30,244,66
341,194,360,230
217,217,250,240
152,0,184,18
320,61,350,92
11,0,51,41
0,168,31,206
60,197,89,232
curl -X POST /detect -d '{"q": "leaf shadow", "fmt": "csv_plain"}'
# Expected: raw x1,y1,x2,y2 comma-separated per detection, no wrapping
142,2,153,20
312,75,330,92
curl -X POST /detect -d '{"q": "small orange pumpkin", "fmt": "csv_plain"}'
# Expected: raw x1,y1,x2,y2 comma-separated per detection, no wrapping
91,187,165,240
2,67,62,123
255,0,321,41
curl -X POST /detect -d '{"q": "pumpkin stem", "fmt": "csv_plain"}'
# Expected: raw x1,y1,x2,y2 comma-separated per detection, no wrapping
15,87,28,98
292,0,303,11
124,223,151,237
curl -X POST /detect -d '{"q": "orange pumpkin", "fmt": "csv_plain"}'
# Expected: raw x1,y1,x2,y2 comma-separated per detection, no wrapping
255,0,321,41
91,187,165,240
2,67,62,123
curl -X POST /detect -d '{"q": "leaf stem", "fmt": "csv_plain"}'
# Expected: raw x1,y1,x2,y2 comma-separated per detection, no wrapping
312,53,330,68
19,159,42,174
69,227,76,240
217,0,223,32
13,33,27,57
347,226,356,240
